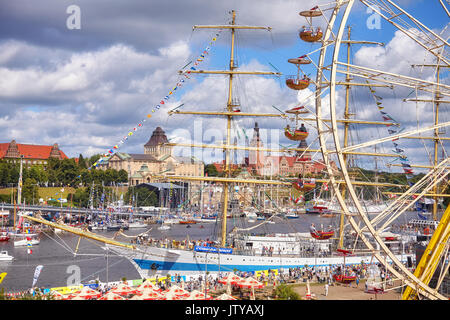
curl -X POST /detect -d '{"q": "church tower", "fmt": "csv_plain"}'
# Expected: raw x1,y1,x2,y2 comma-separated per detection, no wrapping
249,122,265,174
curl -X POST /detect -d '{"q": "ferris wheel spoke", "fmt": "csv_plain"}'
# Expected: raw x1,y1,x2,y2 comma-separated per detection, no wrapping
339,121,450,154
366,159,450,232
360,0,450,66
439,0,450,18
334,62,450,97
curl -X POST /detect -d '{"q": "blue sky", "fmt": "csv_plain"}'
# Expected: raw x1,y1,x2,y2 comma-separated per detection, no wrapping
0,0,447,173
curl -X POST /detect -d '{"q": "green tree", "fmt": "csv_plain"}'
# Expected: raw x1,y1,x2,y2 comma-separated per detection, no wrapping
204,164,219,177
78,154,87,169
118,169,129,183
22,178,39,205
125,186,158,207
273,284,300,300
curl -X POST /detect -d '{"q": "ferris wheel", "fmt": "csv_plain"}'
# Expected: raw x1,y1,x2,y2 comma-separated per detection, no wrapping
297,1,450,299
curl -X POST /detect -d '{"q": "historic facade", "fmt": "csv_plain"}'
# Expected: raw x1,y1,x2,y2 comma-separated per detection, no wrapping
0,140,68,165
100,127,204,185
211,122,335,177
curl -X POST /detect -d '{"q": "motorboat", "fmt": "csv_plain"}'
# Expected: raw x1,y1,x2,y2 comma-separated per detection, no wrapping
0,250,13,261
128,221,148,228
14,236,40,247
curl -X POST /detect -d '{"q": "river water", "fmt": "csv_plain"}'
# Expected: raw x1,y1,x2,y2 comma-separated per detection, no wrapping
0,211,422,291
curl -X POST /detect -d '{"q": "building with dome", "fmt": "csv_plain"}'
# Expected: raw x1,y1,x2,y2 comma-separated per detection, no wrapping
100,127,204,186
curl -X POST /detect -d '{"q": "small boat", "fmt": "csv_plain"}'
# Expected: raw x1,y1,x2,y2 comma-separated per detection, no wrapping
14,237,40,247
0,232,10,242
285,213,300,219
157,225,171,231
128,221,147,228
179,220,197,225
0,250,13,261
89,223,107,231
107,224,129,231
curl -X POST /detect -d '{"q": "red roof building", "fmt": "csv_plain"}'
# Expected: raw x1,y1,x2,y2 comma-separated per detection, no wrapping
0,140,68,165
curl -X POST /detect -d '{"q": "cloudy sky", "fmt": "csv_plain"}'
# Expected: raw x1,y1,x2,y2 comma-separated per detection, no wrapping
0,0,448,172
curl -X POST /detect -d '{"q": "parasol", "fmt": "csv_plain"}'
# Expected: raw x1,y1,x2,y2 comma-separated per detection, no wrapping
137,279,160,292
214,293,237,300
237,276,264,300
218,272,243,295
163,284,190,298
109,283,138,296
186,289,212,300
137,288,165,300
70,286,102,300
98,292,126,300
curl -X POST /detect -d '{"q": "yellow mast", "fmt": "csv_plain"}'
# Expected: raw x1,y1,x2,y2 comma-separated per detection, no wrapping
175,10,276,247
409,63,448,220
433,65,441,220
338,26,385,248
338,26,352,249
221,10,237,247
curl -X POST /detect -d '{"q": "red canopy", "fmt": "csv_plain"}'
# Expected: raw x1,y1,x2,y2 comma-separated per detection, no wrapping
218,272,242,285
237,277,264,289
109,283,138,296
69,286,102,300
98,292,126,300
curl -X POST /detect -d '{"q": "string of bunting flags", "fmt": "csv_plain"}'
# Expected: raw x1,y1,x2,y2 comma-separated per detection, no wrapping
366,82,414,180
74,29,223,179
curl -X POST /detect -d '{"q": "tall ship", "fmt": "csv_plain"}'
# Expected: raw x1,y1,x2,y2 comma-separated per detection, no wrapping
22,1,449,300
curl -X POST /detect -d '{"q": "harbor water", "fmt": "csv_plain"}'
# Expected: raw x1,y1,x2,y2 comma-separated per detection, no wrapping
0,212,422,291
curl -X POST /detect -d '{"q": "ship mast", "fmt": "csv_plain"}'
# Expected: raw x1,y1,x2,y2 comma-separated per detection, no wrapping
174,10,278,247
407,62,448,220
338,26,384,248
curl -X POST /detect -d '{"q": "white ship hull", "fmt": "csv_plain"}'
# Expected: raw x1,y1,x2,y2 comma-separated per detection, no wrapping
109,244,413,278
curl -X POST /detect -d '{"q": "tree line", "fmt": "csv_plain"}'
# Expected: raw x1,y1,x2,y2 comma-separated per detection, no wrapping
0,155,130,206
0,154,128,188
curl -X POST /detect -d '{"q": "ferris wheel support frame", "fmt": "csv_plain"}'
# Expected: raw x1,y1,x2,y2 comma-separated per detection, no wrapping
314,0,447,300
